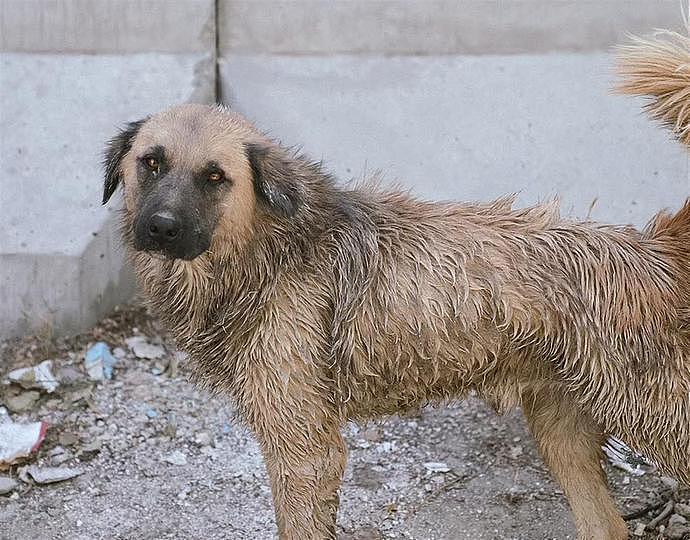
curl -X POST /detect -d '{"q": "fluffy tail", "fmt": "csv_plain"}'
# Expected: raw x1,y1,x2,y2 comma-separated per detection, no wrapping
617,30,690,145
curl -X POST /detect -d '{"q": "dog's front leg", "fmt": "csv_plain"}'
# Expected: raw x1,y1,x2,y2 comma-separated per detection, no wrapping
254,413,347,540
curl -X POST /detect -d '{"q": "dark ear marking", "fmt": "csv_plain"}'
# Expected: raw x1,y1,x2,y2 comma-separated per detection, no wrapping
102,118,147,204
245,142,303,218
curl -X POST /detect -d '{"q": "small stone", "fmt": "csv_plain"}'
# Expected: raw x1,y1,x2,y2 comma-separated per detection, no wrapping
622,476,630,485
25,466,83,484
57,366,83,385
666,514,690,540
194,431,212,447
423,462,451,473
58,431,79,447
163,413,177,438
4,391,40,413
0,477,18,495
112,347,127,359
168,352,186,378
660,476,679,491
376,441,394,453
125,337,165,360
510,445,523,459
632,522,646,537
361,428,382,443
162,450,187,466
675,503,690,519
145,408,158,419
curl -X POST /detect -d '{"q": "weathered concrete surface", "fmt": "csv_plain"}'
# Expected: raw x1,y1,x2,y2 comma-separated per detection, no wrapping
220,1,682,55
0,53,213,338
1,0,215,54
221,52,689,227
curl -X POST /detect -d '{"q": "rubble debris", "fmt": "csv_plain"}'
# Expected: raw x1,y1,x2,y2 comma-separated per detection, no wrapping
162,450,187,466
58,431,79,447
48,446,73,466
24,465,84,484
7,360,59,393
423,462,451,474
0,476,18,495
603,436,651,476
194,431,212,447
125,336,165,360
84,342,117,381
666,514,690,540
4,390,40,413
0,421,48,467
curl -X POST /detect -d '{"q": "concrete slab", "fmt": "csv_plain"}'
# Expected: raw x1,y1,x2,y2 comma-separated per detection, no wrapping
220,1,682,55
1,0,214,54
0,52,212,338
220,52,689,227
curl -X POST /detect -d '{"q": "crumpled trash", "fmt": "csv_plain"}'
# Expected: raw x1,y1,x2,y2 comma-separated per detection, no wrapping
603,436,652,476
424,462,451,473
84,342,117,380
7,360,59,393
0,420,48,467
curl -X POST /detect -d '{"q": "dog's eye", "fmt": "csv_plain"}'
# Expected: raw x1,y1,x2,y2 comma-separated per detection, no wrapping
208,171,224,183
143,156,159,171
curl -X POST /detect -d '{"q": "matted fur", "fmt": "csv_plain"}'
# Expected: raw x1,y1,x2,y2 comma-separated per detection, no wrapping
104,99,689,540
617,30,690,145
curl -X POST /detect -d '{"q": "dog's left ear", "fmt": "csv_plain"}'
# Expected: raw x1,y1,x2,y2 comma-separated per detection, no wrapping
245,142,303,218
102,118,147,204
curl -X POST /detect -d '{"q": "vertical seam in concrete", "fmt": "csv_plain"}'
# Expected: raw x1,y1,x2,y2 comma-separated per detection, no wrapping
213,0,221,103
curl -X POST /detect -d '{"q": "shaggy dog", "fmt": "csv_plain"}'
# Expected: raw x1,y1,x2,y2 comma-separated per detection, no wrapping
102,40,689,538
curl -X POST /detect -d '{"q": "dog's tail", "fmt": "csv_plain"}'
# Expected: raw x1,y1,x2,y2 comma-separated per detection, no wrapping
617,30,690,146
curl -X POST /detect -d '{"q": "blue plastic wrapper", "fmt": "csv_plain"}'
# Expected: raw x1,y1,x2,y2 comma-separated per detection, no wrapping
84,342,117,380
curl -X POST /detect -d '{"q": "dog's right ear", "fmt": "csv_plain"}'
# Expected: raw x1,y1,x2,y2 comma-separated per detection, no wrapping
244,142,303,218
102,118,146,204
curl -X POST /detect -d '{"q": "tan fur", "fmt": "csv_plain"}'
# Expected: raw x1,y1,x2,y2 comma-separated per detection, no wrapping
617,30,690,145
107,102,690,540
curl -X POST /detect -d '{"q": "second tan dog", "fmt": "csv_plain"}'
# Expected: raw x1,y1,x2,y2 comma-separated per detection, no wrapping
102,41,690,539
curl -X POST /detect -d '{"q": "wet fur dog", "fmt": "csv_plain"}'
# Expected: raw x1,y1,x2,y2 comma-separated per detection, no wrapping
103,44,690,538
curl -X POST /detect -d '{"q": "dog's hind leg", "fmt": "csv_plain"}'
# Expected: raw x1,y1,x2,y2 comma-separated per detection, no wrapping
522,387,628,540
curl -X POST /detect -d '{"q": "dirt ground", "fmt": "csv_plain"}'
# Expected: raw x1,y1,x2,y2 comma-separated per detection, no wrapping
1,303,688,540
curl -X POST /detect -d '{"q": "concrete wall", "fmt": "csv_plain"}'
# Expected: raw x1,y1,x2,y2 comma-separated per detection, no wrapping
1,1,688,338
1,0,216,339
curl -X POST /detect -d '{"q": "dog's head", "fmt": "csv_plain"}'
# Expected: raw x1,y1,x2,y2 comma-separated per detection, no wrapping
103,104,304,260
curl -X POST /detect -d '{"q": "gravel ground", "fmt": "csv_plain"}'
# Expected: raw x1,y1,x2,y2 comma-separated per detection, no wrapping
1,303,688,540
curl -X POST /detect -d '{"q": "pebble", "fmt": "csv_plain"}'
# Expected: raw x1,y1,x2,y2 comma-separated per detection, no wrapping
194,431,212,447
361,428,382,443
145,408,158,419
57,366,83,385
675,503,690,519
162,450,187,466
125,336,165,360
0,477,18,495
666,514,690,540
58,431,79,446
632,522,646,537
5,391,40,413
660,476,679,491
423,462,451,473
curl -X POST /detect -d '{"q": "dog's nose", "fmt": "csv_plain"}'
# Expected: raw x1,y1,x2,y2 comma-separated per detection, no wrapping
148,212,180,243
